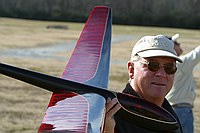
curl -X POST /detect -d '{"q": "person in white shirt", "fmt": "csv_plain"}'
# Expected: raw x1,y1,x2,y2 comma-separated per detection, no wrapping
166,34,200,133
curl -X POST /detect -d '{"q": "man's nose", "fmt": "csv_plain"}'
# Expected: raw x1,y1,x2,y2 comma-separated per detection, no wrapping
154,66,167,77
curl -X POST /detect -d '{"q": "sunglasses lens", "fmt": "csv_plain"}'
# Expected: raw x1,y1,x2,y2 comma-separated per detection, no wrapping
164,63,177,74
148,62,160,72
148,62,177,74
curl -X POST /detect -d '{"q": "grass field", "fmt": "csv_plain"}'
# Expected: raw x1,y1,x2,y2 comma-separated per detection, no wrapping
0,17,200,133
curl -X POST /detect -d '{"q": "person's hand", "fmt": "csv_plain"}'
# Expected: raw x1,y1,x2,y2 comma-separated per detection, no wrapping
103,98,121,133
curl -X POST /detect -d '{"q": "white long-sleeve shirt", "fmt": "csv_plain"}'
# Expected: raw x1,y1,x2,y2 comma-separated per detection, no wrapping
166,46,200,106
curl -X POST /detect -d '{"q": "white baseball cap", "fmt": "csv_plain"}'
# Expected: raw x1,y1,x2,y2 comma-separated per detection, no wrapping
131,35,182,63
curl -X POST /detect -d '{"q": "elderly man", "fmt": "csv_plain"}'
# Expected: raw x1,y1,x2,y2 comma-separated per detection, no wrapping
104,35,183,133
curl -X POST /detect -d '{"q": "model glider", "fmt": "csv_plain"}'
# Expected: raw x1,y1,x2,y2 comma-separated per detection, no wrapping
0,6,179,132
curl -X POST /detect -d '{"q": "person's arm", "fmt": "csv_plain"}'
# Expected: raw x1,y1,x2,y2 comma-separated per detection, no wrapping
103,98,121,133
180,46,200,72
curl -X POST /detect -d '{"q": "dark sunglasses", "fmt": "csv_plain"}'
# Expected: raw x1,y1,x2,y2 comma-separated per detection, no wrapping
139,61,177,74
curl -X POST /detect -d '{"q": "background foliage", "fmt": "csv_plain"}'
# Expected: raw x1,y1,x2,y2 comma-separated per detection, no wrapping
0,0,200,29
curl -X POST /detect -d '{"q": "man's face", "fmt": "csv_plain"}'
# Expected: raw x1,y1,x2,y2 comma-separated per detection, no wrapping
130,56,176,105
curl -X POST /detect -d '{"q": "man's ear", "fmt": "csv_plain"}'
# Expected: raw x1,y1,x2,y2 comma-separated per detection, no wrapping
127,61,134,79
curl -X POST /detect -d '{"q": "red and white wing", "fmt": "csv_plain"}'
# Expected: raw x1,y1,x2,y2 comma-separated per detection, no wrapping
38,6,112,133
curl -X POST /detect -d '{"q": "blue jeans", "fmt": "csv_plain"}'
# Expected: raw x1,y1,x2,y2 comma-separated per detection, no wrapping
173,107,194,133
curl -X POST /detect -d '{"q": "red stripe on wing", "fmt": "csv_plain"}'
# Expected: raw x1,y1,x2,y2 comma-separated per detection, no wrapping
39,92,88,133
62,7,109,82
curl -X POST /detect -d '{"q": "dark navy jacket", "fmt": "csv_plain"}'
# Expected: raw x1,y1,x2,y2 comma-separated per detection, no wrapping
114,83,183,133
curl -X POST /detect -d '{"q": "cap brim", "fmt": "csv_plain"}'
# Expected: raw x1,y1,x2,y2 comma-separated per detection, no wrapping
137,50,182,63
